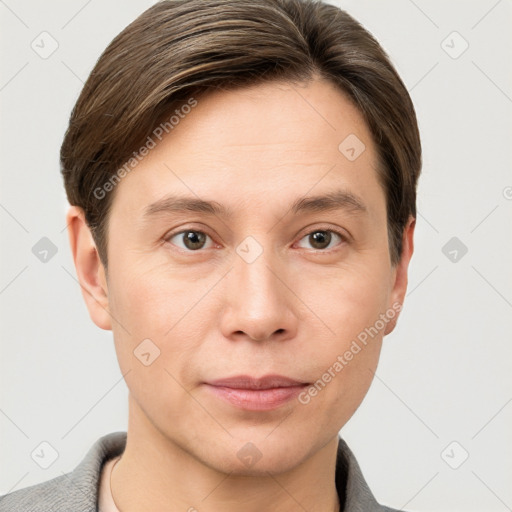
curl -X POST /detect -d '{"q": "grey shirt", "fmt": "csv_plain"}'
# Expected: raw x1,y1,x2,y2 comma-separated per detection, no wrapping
0,431,401,511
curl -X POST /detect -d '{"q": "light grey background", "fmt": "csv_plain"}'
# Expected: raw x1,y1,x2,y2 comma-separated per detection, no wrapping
1,1,511,510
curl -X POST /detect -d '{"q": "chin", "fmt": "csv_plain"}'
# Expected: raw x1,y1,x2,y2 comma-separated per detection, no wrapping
198,432,314,477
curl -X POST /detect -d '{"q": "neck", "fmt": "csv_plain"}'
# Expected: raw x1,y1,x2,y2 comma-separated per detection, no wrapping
111,394,342,512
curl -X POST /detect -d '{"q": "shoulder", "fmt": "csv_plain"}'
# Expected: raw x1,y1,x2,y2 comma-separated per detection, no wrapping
336,436,406,511
0,431,126,512
0,474,71,512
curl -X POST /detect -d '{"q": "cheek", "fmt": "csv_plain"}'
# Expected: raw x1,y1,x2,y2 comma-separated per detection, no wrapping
107,268,206,422
108,260,200,337
107,261,219,388
303,259,391,343
295,260,389,401
295,278,386,433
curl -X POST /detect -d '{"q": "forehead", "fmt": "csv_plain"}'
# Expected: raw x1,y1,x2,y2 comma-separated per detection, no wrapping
174,78,375,159
109,77,383,222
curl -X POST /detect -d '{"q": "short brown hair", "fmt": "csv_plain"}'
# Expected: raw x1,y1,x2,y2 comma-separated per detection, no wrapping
60,0,421,270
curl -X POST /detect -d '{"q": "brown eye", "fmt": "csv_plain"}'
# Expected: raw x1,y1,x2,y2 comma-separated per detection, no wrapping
311,231,331,249
167,230,212,251
297,230,344,251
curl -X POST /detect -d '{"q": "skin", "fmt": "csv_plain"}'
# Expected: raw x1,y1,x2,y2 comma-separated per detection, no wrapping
67,77,415,512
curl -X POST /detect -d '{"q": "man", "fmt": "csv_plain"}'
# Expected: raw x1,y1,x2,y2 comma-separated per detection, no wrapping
0,0,421,510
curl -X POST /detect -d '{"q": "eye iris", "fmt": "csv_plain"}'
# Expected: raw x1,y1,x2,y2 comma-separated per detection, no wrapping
183,231,206,250
310,231,331,249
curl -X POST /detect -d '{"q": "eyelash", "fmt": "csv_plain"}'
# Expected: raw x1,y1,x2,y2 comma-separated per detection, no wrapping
164,226,348,253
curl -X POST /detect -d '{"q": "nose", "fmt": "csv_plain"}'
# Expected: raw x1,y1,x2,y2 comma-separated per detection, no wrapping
219,242,299,343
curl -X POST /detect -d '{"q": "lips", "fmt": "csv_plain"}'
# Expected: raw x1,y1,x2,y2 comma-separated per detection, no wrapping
203,374,310,411
206,374,309,390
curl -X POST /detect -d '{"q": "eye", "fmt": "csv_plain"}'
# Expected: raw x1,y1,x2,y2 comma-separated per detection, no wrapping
296,229,346,251
166,230,215,251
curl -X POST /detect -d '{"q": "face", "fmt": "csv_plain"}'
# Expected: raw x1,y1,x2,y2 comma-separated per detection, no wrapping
69,77,414,475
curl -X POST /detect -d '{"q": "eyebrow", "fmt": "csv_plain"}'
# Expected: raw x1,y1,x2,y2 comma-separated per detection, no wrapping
143,196,231,218
142,188,367,220
290,189,367,216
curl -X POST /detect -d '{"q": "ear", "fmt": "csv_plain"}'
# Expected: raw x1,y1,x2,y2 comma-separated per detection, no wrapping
66,206,112,330
384,215,415,335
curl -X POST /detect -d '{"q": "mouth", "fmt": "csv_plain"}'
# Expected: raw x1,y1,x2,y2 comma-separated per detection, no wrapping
203,374,310,411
